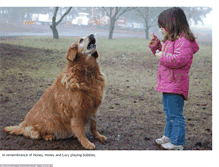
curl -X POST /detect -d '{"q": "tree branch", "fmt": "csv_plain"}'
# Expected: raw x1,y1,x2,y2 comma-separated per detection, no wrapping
102,7,110,17
136,8,146,20
53,7,59,18
115,7,136,20
56,7,72,26
150,17,157,27
51,7,59,28
114,7,121,16
110,7,113,18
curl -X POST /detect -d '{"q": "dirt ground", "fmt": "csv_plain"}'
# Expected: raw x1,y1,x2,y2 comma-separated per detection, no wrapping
0,40,212,150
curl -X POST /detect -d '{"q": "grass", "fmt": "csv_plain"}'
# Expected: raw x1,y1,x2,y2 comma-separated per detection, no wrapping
1,36,155,85
0,35,212,97
0,36,212,111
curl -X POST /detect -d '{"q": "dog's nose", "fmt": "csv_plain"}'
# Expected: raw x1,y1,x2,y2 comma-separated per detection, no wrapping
89,34,94,40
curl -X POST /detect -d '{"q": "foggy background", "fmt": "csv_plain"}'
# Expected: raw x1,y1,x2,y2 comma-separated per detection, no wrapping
0,7,212,45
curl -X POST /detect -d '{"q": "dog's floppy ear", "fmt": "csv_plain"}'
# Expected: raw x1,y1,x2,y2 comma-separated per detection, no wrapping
66,43,77,61
92,51,99,58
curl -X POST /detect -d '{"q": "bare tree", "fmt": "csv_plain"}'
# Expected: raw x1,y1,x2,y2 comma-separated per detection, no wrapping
102,7,136,39
0,7,51,24
136,7,166,39
50,7,72,39
136,7,212,40
181,7,212,25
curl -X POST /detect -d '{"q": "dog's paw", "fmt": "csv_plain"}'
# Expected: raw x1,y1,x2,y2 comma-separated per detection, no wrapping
3,127,10,133
97,135,107,142
87,143,95,150
82,141,95,150
43,134,55,141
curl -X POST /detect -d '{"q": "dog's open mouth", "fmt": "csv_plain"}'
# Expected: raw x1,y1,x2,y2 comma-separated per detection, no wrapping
87,38,96,50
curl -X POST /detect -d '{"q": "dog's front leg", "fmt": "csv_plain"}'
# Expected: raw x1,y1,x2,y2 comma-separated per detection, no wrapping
70,118,95,150
90,118,107,142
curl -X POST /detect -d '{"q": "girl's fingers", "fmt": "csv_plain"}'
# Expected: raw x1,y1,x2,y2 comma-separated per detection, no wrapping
150,33,154,39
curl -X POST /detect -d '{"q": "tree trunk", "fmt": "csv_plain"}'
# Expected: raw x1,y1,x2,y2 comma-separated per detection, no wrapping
145,27,149,39
50,14,59,39
50,25,59,39
108,16,116,39
145,20,149,39
102,7,136,40
50,7,72,39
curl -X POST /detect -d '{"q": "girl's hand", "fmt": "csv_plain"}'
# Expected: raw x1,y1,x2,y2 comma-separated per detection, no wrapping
150,33,154,40
155,51,163,59
150,33,157,40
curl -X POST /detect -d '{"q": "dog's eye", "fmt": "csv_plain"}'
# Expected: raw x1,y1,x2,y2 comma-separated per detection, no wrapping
79,39,83,43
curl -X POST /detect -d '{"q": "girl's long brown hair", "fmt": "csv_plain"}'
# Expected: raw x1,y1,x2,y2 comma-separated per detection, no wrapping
158,7,196,43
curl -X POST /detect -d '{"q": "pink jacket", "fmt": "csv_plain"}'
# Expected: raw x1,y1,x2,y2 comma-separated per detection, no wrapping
149,35,199,100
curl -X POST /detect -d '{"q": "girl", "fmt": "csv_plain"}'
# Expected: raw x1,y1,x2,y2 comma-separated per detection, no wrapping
149,7,199,150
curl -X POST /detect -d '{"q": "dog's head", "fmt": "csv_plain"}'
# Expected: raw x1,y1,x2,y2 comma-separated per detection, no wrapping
66,34,99,62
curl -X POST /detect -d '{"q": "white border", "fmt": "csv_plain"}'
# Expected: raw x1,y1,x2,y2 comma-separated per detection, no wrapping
0,1,217,167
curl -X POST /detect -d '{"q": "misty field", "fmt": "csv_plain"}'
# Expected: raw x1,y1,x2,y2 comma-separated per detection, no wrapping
0,36,212,150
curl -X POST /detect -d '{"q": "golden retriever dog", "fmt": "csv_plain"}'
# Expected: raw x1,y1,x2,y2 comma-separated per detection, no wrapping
4,34,107,149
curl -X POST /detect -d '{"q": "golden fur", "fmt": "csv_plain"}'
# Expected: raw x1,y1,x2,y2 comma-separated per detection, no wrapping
4,34,107,149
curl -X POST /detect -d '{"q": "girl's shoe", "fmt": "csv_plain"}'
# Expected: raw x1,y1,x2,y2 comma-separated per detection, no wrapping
161,142,184,150
155,136,170,145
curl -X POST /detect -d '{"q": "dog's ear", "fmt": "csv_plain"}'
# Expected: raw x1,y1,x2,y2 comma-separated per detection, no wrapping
92,51,99,58
66,43,77,61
